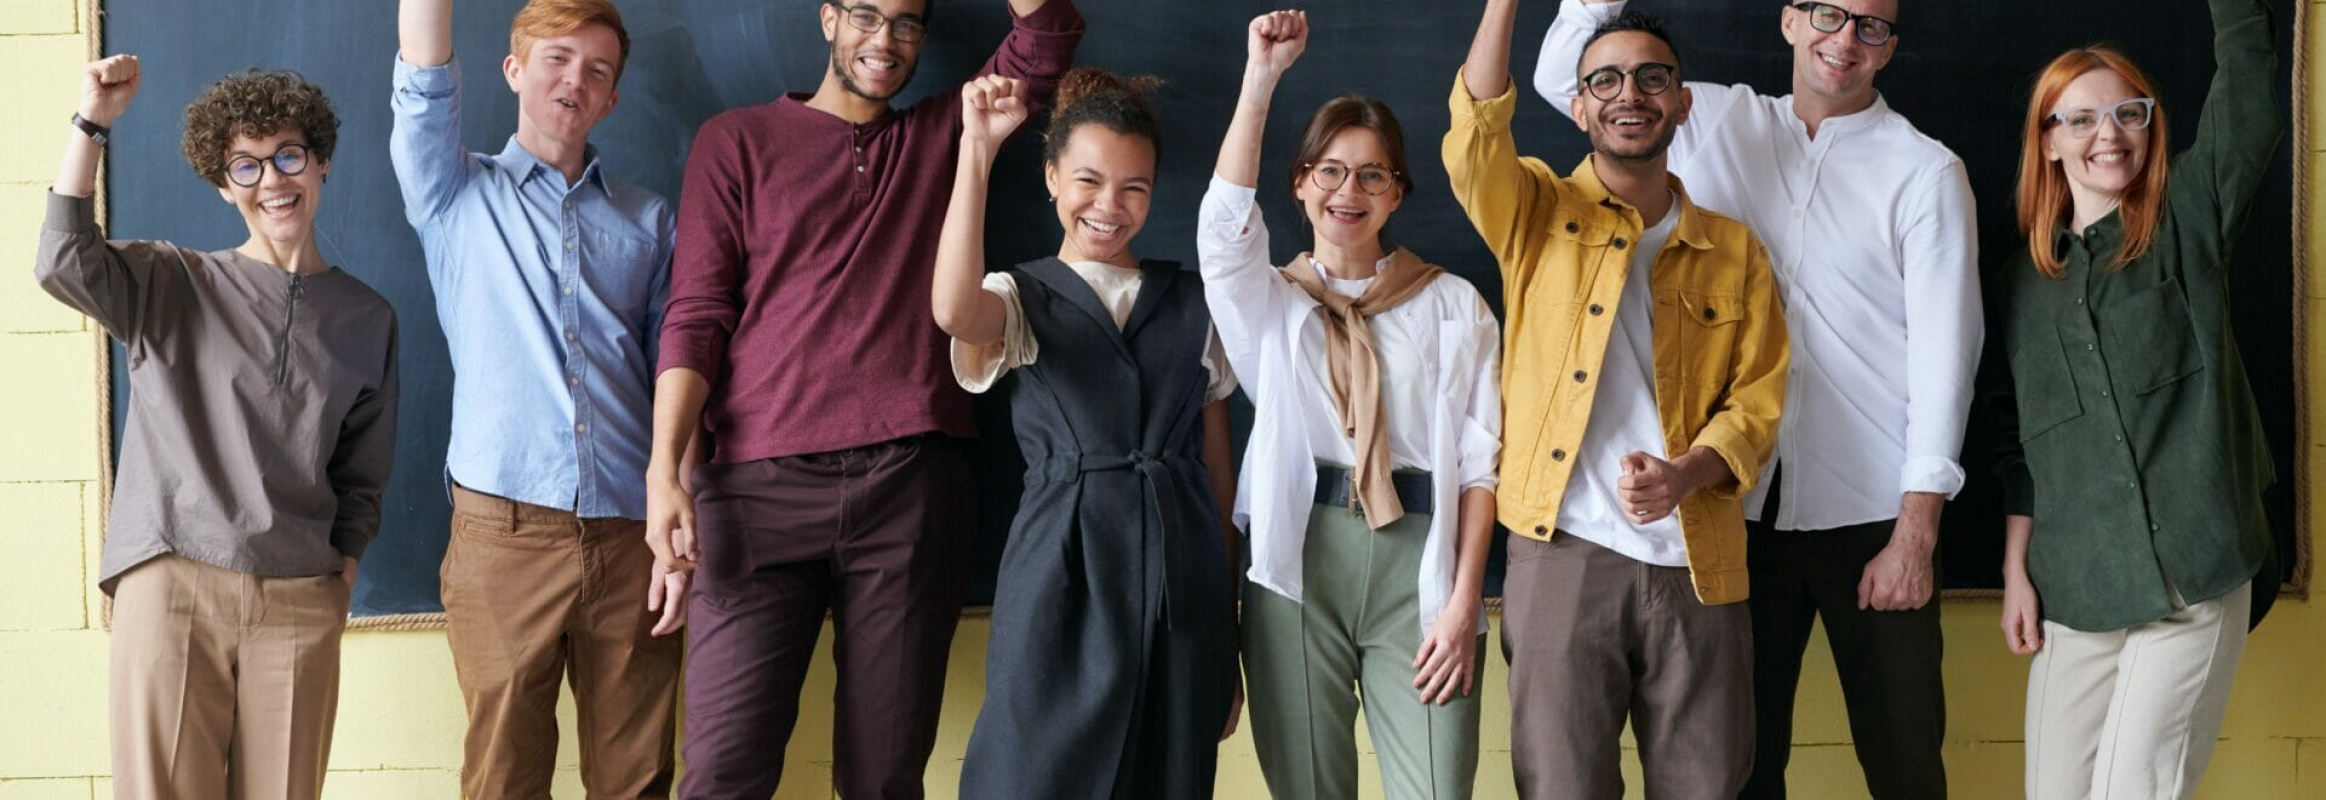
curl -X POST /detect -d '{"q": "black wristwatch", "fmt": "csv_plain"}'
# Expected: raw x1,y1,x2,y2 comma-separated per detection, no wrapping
70,113,109,146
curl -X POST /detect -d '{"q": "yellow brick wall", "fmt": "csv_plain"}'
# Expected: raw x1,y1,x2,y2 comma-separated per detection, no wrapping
2,2,2324,798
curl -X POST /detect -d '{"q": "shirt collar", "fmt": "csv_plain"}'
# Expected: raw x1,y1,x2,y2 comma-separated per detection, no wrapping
494,136,609,193
1782,92,1893,137
1306,253,1395,283
1567,156,1716,251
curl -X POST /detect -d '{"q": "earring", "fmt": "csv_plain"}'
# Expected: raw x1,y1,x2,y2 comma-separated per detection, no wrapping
1047,195,1056,203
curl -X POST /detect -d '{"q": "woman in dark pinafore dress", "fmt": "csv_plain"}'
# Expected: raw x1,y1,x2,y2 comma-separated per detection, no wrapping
932,68,1242,800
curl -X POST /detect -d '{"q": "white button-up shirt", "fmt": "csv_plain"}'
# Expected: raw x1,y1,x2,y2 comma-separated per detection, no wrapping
1538,0,1983,532
1199,176,1503,634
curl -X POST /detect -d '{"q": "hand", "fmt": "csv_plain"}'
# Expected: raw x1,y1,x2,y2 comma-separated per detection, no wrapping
2000,571,2044,656
1616,452,1691,524
647,560,691,637
644,472,699,572
1220,667,1245,741
80,55,141,127
1858,524,1936,612
339,557,360,592
959,75,1027,150
1410,599,1480,705
1247,10,1308,75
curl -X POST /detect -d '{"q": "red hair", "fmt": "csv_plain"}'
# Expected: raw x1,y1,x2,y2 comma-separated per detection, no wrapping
510,0,632,82
2015,46,2171,279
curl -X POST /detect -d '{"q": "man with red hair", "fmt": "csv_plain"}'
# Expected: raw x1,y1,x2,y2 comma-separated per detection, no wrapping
391,1,681,797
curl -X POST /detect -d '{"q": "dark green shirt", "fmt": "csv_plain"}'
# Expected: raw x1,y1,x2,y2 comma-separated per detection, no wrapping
1988,0,2279,632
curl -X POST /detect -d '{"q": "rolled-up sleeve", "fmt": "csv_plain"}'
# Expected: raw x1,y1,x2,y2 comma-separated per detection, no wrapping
1458,294,1503,492
658,115,748,384
387,56,474,228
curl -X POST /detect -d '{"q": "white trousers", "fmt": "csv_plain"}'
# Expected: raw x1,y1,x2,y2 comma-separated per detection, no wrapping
2024,579,2252,800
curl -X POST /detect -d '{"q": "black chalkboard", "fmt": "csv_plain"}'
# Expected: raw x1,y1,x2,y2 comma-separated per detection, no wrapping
103,0,2299,616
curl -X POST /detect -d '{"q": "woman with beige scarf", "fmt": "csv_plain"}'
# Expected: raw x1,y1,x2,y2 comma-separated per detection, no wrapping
1197,11,1504,799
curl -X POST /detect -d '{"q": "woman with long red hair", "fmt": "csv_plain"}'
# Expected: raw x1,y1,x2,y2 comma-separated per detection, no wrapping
1989,0,2280,796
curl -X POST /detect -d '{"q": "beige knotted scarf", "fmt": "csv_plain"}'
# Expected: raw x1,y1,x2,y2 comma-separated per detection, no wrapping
1278,247,1445,530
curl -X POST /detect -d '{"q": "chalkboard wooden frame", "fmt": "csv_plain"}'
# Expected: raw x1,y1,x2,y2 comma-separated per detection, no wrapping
85,0,2313,630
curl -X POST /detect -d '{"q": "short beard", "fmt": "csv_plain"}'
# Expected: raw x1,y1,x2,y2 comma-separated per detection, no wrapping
1587,118,1677,164
829,44,915,103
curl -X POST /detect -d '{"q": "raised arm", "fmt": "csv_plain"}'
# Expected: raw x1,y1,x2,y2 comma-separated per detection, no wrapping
39,55,191,343
966,0,1085,117
931,76,1027,346
398,0,453,67
389,0,476,227
1199,11,1309,369
1462,0,1520,103
1534,0,1624,121
1444,0,1560,288
2176,0,2283,250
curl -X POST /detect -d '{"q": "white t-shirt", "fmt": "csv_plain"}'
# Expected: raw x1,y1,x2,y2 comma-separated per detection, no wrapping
1556,196,1687,567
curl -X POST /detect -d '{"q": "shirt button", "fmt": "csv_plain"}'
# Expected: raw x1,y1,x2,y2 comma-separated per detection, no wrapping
568,375,580,387
1551,449,1567,461
1534,525,1549,535
1613,237,1629,250
1565,221,1580,234
2076,296,2086,305
2128,481,2138,489
2150,523,2161,531
1573,370,1588,383
2115,434,2124,442
2101,390,2111,398
565,330,578,342
565,240,576,252
2086,343,2095,351
1703,307,1717,321
856,165,866,173
564,283,576,296
563,200,573,211
1793,209,1804,219
575,423,588,434
1589,304,1604,316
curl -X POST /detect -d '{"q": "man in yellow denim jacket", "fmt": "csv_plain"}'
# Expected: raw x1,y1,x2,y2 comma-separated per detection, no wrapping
1444,2,1786,796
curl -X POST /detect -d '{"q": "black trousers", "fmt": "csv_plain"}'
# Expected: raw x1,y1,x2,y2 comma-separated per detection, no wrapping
1740,477,1947,800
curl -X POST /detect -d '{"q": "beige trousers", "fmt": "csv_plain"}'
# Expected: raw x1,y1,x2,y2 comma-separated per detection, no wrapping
2025,580,2252,800
109,555,349,800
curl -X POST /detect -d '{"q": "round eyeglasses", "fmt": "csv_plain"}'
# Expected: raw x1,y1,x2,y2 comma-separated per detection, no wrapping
224,144,312,189
826,1,928,44
1580,63,1677,101
1305,161,1401,196
2047,98,2156,139
1791,2,1896,47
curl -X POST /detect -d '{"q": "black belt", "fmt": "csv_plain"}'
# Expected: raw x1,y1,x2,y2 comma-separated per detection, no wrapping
1314,463,1434,516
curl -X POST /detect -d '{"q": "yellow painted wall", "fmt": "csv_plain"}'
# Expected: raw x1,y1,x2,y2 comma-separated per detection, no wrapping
2,1,2324,797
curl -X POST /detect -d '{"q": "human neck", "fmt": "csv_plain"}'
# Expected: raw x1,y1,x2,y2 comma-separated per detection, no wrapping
1790,84,1877,139
515,124,591,186
1311,237,1387,281
2067,186,2123,234
238,233,328,276
806,72,890,124
1591,153,1675,228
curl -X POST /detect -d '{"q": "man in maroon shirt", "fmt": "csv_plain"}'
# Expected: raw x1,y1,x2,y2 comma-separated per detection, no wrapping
646,0,1082,796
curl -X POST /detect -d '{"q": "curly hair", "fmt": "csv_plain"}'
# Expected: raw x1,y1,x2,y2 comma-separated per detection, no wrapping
181,69,340,188
1042,67,1165,167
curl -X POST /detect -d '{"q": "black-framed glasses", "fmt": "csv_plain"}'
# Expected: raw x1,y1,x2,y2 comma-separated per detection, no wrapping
224,144,311,188
1580,63,1677,101
825,1,927,44
1305,161,1401,196
2047,98,2156,139
1791,2,1896,47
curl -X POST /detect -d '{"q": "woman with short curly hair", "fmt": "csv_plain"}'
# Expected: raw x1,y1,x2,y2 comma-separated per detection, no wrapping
37,57,397,800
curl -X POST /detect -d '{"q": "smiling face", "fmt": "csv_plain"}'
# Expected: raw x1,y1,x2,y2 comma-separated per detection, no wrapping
1570,31,1691,164
2044,67,2152,205
215,128,327,246
1781,0,1896,104
1293,126,1404,253
822,0,927,103
503,22,623,145
1045,125,1156,268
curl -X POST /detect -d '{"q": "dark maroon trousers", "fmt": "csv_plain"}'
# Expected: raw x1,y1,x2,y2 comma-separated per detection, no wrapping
677,435,975,800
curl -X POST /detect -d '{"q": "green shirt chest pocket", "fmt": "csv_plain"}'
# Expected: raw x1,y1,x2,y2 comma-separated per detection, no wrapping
2010,328,2084,442
2097,279,2206,395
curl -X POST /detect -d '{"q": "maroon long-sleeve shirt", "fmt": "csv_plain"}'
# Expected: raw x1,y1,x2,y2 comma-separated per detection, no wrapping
659,0,1084,463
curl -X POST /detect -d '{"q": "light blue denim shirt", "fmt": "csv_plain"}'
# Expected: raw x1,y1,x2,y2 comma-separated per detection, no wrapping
390,56,672,520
